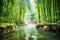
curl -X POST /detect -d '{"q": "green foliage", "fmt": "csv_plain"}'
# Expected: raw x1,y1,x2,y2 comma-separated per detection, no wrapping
0,0,60,25
35,0,60,23
0,0,26,25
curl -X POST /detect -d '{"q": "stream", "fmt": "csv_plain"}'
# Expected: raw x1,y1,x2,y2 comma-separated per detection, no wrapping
0,22,60,40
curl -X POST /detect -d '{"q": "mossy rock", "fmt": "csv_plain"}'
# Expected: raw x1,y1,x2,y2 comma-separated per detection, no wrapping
0,23,18,34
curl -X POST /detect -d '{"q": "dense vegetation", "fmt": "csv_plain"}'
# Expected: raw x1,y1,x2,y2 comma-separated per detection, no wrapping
0,0,26,25
0,0,60,34
35,0,60,23
0,0,60,24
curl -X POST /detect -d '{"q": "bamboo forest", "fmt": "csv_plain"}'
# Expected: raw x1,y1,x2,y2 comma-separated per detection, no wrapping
0,0,60,40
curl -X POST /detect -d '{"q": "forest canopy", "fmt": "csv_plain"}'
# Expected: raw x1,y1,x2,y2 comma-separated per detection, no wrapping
0,0,60,25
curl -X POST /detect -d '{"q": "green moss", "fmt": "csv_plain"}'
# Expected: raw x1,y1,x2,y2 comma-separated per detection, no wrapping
0,23,18,34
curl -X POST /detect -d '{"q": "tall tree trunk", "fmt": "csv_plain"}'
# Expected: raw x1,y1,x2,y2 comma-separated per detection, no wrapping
38,1,40,23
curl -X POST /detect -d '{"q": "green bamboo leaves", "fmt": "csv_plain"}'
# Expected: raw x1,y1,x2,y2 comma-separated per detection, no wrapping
0,0,60,24
0,0,26,25
36,0,60,23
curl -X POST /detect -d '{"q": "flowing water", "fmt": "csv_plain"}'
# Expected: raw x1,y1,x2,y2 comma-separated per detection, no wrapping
0,22,60,40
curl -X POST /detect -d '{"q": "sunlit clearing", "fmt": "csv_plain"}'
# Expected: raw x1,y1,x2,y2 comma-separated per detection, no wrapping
24,0,36,24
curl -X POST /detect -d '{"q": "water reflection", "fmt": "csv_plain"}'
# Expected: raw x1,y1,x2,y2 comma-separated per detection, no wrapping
0,23,60,40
